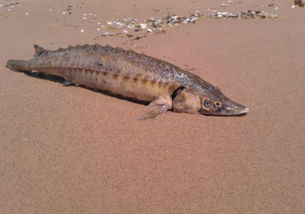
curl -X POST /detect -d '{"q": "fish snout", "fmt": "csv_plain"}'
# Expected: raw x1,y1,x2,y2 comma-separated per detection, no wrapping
221,102,249,115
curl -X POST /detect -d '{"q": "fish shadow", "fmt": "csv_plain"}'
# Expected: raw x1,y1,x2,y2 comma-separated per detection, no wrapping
23,71,149,106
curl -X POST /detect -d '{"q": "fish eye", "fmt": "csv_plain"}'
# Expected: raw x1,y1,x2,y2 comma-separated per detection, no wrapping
203,99,212,108
215,102,221,106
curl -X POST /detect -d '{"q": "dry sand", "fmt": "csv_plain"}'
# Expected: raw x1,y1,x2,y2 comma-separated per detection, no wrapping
0,0,304,213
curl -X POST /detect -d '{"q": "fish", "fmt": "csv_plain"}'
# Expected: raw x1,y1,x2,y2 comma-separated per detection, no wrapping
6,44,249,119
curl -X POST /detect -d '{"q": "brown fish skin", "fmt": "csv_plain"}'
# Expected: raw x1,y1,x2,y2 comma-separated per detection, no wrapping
6,44,249,119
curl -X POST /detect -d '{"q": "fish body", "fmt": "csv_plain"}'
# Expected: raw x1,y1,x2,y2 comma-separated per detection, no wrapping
6,44,248,119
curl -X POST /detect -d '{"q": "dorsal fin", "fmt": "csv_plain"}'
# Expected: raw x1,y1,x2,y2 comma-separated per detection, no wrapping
34,44,48,57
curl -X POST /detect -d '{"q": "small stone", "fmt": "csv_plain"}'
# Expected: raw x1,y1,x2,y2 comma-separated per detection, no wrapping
80,29,85,33
140,23,147,29
25,12,29,15
115,22,125,27
291,5,296,8
83,17,87,20
97,28,101,31
48,8,53,12
62,11,66,15
128,23,135,28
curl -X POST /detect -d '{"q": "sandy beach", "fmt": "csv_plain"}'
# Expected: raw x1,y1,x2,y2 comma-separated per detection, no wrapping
0,0,304,213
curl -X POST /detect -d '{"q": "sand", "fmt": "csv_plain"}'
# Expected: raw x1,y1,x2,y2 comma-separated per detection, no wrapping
0,0,304,213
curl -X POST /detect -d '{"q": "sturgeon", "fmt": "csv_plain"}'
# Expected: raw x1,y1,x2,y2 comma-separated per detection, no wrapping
6,44,249,119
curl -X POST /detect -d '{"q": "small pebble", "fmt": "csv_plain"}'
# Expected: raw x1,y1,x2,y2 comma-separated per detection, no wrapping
83,17,87,20
62,11,66,15
140,23,147,29
48,8,53,12
128,24,135,28
83,13,87,16
97,28,101,31
80,29,85,33
102,31,112,36
122,29,128,34
0,4,3,8
115,22,125,27
291,5,296,8
25,12,29,15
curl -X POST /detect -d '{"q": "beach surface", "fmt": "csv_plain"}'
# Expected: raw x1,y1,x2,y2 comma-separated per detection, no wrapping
0,0,304,213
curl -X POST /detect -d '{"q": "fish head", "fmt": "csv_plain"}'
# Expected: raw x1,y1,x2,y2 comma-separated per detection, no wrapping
198,86,249,116
172,85,249,116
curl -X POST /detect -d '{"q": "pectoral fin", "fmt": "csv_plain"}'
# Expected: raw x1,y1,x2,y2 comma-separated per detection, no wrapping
139,97,172,120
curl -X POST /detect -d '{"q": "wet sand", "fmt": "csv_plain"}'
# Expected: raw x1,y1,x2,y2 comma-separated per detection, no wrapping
0,0,304,213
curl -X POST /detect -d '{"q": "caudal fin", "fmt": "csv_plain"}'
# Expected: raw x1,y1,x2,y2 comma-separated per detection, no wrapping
6,59,29,72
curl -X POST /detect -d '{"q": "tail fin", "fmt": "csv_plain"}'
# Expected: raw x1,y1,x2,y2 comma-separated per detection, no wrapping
34,44,48,57
6,59,29,72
